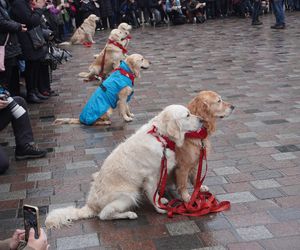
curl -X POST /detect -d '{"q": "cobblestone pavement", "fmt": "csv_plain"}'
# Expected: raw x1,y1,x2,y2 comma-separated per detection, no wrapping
1,13,300,250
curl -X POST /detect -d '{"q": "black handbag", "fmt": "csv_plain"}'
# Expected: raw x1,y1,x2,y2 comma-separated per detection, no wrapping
28,25,46,49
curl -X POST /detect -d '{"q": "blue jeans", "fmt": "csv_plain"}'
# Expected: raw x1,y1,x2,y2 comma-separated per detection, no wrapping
272,0,285,25
252,0,261,22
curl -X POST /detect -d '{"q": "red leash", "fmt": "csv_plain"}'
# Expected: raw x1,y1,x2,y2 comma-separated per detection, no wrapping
148,126,230,218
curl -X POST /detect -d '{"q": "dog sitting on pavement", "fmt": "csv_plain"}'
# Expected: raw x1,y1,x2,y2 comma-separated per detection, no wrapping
54,54,150,126
60,14,99,45
78,28,130,82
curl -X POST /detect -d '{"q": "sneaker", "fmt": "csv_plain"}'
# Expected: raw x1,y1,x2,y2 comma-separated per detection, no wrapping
252,21,263,25
15,143,47,160
271,24,285,29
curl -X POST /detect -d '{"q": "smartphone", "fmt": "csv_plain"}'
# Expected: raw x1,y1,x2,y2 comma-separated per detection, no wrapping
23,205,40,242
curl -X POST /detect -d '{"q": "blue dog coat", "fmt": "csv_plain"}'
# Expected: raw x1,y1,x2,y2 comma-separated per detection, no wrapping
79,61,135,125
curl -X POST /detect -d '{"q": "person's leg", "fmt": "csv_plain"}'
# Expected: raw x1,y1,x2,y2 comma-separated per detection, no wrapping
10,97,34,146
271,0,285,26
252,0,262,23
0,146,9,174
38,62,51,94
8,64,21,97
9,97,47,160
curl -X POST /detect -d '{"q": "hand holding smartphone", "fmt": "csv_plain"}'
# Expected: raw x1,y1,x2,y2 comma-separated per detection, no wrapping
23,204,40,242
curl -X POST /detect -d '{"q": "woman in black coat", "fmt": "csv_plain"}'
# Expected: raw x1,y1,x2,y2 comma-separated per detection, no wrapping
99,0,113,29
0,0,26,96
10,0,51,103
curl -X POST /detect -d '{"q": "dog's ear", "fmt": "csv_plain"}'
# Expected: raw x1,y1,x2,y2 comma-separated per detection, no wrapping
166,119,184,147
127,56,141,78
188,95,216,134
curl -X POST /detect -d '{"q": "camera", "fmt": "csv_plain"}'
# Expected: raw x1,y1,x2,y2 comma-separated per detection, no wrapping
0,87,26,119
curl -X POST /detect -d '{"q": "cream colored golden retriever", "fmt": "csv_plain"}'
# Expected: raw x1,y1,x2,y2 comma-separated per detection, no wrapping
79,29,129,81
54,54,149,125
175,91,235,202
45,105,203,228
60,14,99,45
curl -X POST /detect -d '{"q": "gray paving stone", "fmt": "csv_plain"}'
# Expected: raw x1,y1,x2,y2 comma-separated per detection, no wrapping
250,179,281,189
252,188,284,200
85,148,106,155
166,221,201,236
256,141,280,147
275,133,300,140
237,132,257,139
66,160,96,170
0,190,26,201
154,234,204,250
27,172,52,182
192,247,226,250
27,158,49,167
236,225,273,241
56,233,99,250
55,145,75,153
0,184,10,193
213,167,240,175
203,176,228,185
271,152,297,161
244,121,265,127
216,192,257,204
251,170,283,180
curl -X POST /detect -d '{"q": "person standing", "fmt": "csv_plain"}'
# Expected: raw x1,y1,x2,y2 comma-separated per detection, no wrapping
10,0,51,103
251,0,262,25
0,0,27,96
271,0,286,29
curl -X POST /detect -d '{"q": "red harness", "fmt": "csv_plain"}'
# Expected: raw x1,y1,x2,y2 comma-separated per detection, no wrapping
94,39,128,80
112,68,135,85
148,126,230,218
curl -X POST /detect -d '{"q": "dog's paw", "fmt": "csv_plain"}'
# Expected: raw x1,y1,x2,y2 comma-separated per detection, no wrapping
129,113,135,118
155,207,167,214
127,212,138,219
200,185,209,192
160,197,169,205
123,116,133,122
182,193,191,203
92,41,96,44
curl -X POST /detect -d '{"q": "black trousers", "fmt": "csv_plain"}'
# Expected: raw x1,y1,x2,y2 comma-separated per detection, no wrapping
0,96,34,174
25,60,50,94
0,57,20,96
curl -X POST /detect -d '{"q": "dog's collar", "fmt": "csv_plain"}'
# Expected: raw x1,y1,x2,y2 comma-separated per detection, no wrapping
185,127,208,140
148,125,176,152
108,39,128,54
126,35,132,40
113,68,135,85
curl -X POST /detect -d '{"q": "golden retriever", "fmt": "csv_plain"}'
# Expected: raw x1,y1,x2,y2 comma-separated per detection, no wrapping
45,105,203,228
60,14,99,45
54,54,150,125
174,90,235,202
78,29,129,81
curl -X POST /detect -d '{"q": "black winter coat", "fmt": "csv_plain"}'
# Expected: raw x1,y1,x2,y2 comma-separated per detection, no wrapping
0,1,22,59
99,0,113,18
10,0,46,61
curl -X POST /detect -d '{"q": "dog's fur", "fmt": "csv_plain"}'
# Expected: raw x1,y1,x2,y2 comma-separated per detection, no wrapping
79,29,130,81
92,23,132,59
54,54,150,125
175,91,235,202
45,105,203,228
60,14,99,45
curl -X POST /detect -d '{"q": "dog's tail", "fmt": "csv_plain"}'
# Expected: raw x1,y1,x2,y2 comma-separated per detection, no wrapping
59,41,71,46
78,72,90,78
53,118,81,125
45,205,96,229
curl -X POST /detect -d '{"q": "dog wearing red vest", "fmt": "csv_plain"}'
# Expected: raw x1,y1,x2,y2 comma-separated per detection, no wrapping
45,105,203,228
174,91,235,202
79,27,131,81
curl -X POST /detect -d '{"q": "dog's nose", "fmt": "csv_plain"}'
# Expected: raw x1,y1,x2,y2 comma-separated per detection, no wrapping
230,105,235,110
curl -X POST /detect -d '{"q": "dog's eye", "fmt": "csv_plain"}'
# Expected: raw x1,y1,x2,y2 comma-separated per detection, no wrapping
187,113,190,117
218,99,222,103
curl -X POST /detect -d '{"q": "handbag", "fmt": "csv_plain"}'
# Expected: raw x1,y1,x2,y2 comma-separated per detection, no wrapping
0,34,10,72
28,25,46,49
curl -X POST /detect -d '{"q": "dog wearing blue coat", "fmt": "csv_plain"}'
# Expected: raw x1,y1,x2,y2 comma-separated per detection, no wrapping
54,54,150,125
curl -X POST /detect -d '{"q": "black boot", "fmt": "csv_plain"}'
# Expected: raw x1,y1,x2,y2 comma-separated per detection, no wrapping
15,143,47,160
26,92,44,103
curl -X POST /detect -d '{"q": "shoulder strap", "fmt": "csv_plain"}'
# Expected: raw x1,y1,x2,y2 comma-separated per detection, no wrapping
3,33,9,46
